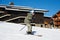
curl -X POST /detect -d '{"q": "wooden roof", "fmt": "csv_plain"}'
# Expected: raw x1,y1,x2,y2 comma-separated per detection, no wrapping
52,11,60,18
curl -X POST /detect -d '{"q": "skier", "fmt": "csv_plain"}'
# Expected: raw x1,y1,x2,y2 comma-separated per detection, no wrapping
24,10,34,34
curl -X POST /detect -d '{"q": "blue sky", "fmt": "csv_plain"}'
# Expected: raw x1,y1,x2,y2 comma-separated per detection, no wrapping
0,0,60,17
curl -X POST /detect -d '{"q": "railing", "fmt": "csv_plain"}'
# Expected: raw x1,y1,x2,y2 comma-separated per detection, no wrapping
0,14,11,18
5,16,26,21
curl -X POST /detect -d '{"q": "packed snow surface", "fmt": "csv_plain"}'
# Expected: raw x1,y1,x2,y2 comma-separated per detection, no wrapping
0,21,60,40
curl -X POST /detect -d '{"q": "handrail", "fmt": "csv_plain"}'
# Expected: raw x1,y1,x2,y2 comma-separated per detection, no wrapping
5,16,26,21
0,14,11,18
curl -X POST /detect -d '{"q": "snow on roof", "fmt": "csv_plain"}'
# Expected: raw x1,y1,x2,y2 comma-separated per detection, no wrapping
0,21,60,40
0,4,6,8
0,4,48,12
34,8,48,12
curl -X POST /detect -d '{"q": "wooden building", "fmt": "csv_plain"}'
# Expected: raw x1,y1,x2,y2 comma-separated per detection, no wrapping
0,4,48,27
44,17,53,28
52,11,60,28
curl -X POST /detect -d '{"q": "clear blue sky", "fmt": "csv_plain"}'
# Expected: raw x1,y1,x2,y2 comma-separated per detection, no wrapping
0,0,60,17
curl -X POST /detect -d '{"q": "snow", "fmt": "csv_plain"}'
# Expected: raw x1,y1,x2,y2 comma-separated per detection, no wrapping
0,21,60,40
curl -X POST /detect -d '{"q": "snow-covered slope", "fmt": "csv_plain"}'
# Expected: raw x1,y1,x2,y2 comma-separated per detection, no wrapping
0,21,60,40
